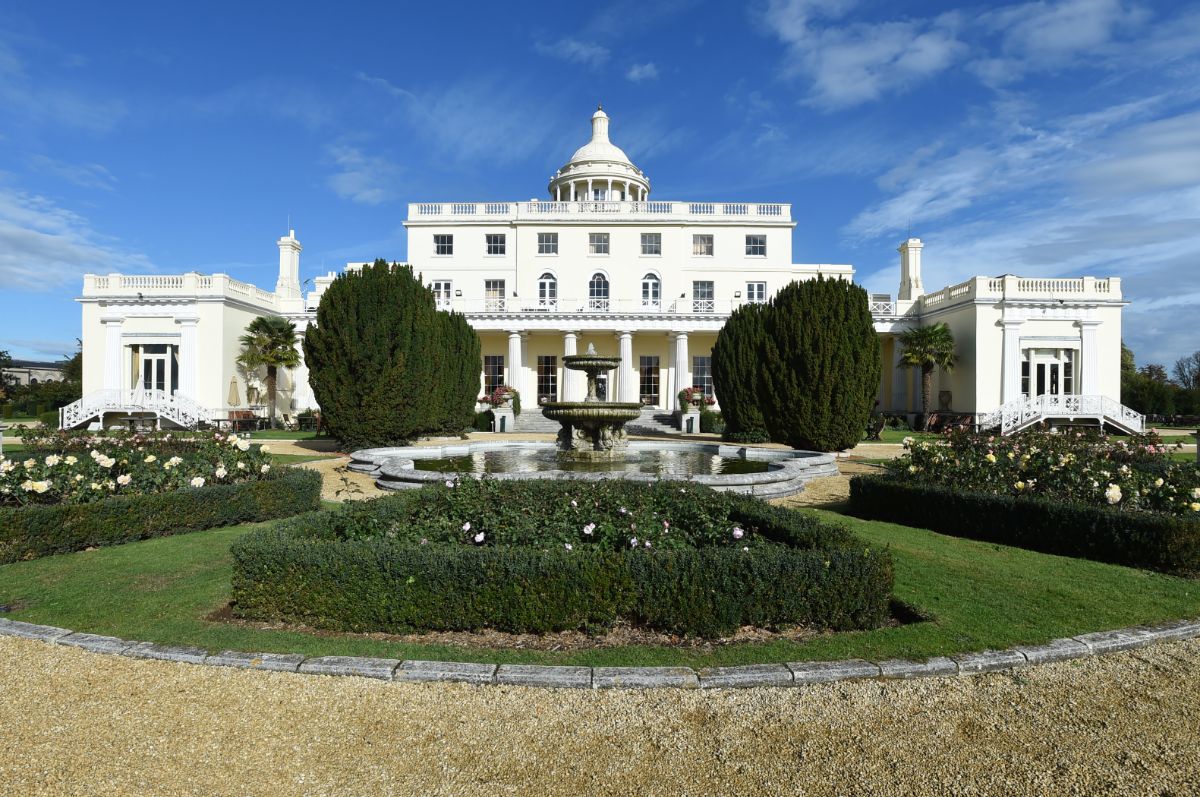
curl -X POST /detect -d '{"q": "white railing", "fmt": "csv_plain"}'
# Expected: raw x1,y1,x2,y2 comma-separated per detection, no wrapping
918,276,1123,314
976,394,1144,435
869,295,896,315
81,272,280,309
59,389,212,430
408,200,792,222
445,297,746,316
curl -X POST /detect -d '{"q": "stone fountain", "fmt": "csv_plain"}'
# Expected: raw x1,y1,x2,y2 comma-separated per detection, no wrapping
541,344,642,460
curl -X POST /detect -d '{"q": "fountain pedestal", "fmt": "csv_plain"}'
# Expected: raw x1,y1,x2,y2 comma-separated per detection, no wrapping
540,346,641,460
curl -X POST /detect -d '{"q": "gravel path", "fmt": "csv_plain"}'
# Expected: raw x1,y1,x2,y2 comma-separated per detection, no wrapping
2,635,1198,795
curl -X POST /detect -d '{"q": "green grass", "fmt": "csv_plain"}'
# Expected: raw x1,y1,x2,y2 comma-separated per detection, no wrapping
863,429,940,444
248,429,329,440
2,508,1196,668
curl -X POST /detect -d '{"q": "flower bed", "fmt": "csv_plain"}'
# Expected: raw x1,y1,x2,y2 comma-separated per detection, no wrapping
887,429,1199,516
848,429,1200,575
0,468,321,563
1,431,275,507
231,479,894,637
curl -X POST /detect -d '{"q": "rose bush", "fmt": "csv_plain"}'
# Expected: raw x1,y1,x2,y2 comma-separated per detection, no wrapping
886,428,1200,517
0,431,273,507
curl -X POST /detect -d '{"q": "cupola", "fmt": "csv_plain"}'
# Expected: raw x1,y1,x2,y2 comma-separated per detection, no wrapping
547,105,650,202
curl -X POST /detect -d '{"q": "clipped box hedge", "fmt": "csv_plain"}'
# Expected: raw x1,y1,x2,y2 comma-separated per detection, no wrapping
849,475,1200,576
230,487,894,638
0,468,321,563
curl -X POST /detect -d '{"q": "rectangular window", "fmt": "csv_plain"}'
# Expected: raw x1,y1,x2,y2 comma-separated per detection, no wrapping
432,280,453,309
746,281,766,303
692,234,713,256
1021,360,1030,398
434,234,453,255
1063,351,1074,395
693,355,714,399
485,234,506,255
484,279,506,312
537,232,558,255
537,355,558,403
745,234,767,256
483,355,504,394
692,280,715,313
639,356,660,406
641,233,661,256
589,233,610,255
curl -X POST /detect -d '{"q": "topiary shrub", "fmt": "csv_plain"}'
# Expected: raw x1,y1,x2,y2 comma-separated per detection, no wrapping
231,479,894,637
712,301,769,439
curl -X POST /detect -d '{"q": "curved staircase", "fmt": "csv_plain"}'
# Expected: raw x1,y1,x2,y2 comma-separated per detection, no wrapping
59,389,212,430
976,394,1144,436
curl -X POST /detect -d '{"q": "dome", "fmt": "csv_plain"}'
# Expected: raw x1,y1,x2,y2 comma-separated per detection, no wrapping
548,105,651,201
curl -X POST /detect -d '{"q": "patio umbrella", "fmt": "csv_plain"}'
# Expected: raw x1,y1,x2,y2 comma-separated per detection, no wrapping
228,377,241,407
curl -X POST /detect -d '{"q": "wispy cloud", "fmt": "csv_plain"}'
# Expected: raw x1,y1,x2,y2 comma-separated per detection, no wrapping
189,77,331,131
760,0,965,110
0,337,75,358
533,38,610,69
325,145,399,205
0,186,153,290
29,155,117,191
626,62,659,82
355,72,562,166
0,39,126,133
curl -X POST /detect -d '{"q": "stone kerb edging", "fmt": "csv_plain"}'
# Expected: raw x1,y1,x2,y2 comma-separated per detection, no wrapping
2,616,1197,690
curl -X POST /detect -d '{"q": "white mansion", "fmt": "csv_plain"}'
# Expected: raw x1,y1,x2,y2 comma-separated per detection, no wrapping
70,106,1138,435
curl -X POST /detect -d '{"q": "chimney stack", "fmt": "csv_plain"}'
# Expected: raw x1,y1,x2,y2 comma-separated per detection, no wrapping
276,229,302,300
898,238,924,301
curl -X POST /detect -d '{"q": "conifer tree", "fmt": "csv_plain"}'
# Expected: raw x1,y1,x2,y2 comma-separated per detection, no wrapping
711,301,769,441
303,260,481,449
759,276,881,451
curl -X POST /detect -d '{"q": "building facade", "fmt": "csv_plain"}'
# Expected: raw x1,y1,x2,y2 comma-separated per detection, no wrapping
68,106,1137,435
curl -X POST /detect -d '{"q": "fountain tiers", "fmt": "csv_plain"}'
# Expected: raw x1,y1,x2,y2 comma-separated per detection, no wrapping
540,347,642,460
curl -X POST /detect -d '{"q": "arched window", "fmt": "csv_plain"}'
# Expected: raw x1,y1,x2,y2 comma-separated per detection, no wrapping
641,273,661,309
588,273,610,312
538,272,557,310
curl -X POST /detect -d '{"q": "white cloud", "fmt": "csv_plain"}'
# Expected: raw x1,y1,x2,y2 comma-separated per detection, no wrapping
325,146,399,205
626,62,659,82
29,155,117,191
533,38,610,70
0,337,75,358
760,0,966,109
0,187,152,290
0,39,126,133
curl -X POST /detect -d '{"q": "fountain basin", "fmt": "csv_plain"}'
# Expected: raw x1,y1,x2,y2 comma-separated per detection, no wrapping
348,441,838,498
539,402,642,424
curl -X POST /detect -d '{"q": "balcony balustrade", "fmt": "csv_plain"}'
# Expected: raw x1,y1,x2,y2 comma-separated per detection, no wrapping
409,200,791,223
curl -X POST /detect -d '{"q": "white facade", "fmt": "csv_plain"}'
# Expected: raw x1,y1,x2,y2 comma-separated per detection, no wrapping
69,106,1134,434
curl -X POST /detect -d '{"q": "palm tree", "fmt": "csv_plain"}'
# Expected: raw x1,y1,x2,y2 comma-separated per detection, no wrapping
237,316,301,429
897,322,957,431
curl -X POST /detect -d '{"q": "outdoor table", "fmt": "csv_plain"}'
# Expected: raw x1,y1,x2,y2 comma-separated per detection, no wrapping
115,415,152,432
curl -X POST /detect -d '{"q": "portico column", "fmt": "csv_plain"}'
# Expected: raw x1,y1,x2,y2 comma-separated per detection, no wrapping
673,332,690,410
587,178,593,200
1001,319,1024,404
617,331,635,403
562,331,578,401
606,178,612,201
176,317,199,399
102,318,123,391
507,331,523,396
571,183,577,201
890,338,907,412
1079,320,1101,395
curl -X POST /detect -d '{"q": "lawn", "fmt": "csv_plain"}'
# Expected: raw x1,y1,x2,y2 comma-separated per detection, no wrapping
247,429,329,440
863,429,940,444
2,508,1196,668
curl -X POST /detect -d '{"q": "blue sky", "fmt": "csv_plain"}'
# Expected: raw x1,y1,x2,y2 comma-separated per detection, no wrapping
1,0,1198,370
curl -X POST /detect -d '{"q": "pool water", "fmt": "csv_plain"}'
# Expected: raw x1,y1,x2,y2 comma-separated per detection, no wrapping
413,448,771,476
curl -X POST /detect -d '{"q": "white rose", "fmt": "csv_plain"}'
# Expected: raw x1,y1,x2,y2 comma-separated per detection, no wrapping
237,462,247,470
190,476,205,488
260,464,270,474
215,467,228,479
144,454,157,464
44,455,61,467
116,474,132,486
65,455,78,465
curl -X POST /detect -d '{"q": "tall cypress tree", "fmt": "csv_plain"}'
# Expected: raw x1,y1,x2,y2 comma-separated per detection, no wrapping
759,276,881,451
711,301,769,442
303,260,481,449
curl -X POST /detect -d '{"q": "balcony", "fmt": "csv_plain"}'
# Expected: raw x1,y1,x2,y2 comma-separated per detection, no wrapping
81,273,279,309
439,297,749,316
407,200,792,224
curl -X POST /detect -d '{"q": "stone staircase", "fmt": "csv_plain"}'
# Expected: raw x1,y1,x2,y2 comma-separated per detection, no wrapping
511,407,680,435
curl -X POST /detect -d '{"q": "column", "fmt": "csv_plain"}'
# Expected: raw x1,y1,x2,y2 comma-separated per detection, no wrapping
176,317,199,399
587,178,593,200
889,338,907,412
672,332,690,410
617,331,635,403
1079,320,1101,395
556,185,562,202
571,183,577,201
562,331,578,401
1001,319,1024,404
606,178,612,201
506,331,523,394
102,318,123,391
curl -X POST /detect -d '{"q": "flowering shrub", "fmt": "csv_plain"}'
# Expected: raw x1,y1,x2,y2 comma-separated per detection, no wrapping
677,386,716,407
322,477,763,552
0,431,274,507
478,386,517,407
887,428,1200,517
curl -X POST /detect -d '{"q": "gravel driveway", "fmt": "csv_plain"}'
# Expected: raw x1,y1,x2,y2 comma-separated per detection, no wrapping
2,635,1197,796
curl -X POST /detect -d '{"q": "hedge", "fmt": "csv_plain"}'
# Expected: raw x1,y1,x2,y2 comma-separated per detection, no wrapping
0,468,321,563
848,475,1200,576
230,490,894,637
